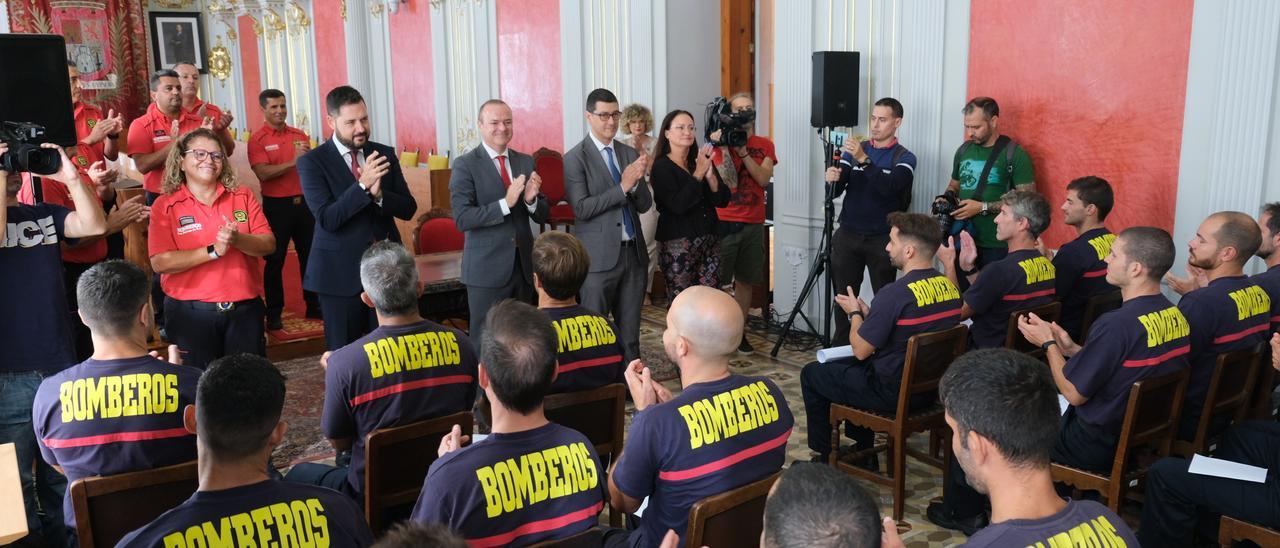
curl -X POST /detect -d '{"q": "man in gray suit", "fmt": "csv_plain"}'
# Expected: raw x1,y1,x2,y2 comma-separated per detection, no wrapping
564,88,652,363
450,99,549,344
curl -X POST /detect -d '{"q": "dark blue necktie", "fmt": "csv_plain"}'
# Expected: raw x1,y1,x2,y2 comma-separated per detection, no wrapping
605,146,635,239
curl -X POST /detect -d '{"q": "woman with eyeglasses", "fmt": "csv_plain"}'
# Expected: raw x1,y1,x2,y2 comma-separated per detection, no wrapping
149,128,276,369
650,110,730,303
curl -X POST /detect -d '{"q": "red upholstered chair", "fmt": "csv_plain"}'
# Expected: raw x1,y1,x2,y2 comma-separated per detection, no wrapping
533,147,574,232
413,208,464,254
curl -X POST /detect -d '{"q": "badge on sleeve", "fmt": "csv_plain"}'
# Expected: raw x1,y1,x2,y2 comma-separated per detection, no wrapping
233,210,248,223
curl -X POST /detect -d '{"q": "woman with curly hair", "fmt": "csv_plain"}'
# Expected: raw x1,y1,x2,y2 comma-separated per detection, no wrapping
149,128,276,369
620,103,660,301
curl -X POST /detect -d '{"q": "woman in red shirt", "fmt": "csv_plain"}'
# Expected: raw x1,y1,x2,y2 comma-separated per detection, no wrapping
149,128,276,369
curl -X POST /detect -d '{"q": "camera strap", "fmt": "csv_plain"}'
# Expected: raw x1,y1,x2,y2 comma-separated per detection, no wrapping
971,135,1013,202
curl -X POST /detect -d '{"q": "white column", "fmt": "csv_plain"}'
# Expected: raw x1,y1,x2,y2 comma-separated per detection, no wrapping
1174,1,1280,275
429,0,497,157
345,1,396,146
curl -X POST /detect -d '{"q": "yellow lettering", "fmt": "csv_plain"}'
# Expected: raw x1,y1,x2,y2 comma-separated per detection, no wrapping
1017,256,1057,285
1088,233,1117,261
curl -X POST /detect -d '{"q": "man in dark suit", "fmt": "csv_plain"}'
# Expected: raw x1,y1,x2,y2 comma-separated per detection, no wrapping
564,88,652,363
450,99,549,344
298,86,417,349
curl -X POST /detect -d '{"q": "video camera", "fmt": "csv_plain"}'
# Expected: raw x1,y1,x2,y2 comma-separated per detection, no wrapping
704,96,755,148
932,190,960,236
0,35,76,176
1,122,61,175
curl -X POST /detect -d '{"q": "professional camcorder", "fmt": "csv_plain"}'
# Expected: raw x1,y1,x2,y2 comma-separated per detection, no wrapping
0,121,61,175
705,96,755,148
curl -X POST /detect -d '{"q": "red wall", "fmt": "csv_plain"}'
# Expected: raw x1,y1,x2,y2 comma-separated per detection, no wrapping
237,15,265,132
968,0,1193,247
496,0,563,153
313,0,348,139
389,0,437,154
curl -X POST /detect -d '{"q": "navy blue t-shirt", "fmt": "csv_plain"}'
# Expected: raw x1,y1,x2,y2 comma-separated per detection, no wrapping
963,248,1057,348
117,479,374,547
322,320,478,496
963,499,1138,547
836,141,917,235
858,268,962,380
1178,275,1272,411
1,203,75,372
612,374,793,547
1053,228,1118,340
1251,264,1280,332
544,305,625,393
410,422,604,547
1065,294,1190,433
32,356,201,529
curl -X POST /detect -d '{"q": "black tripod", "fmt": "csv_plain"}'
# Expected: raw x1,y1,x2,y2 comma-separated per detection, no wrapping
772,128,840,357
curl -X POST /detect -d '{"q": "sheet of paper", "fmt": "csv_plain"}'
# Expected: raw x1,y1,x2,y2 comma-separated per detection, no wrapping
817,345,854,363
1187,454,1268,483
1058,395,1070,416
634,497,649,518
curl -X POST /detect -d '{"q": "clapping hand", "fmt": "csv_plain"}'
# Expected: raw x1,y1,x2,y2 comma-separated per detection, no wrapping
693,144,715,180
359,150,391,200
624,359,671,411
621,154,649,192
524,171,542,204
214,216,237,256
106,195,149,233
833,285,868,316
87,161,118,188
1165,263,1207,295
437,423,470,457
149,344,183,365
957,230,977,271
505,173,528,208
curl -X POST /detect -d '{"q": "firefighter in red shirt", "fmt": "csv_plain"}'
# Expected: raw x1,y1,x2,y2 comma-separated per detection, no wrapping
173,62,236,156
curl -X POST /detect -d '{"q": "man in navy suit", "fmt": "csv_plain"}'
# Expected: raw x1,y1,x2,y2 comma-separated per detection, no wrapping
298,86,417,349
450,99,549,344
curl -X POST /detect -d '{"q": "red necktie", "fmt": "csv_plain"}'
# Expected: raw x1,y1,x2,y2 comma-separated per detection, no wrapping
350,151,361,180
497,155,512,187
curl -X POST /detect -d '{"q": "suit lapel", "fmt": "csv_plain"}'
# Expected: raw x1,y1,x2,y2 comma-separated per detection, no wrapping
320,140,353,188
582,136,616,190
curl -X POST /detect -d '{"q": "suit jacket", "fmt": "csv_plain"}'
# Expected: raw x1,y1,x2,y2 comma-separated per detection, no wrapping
450,144,549,288
563,136,653,273
298,139,417,296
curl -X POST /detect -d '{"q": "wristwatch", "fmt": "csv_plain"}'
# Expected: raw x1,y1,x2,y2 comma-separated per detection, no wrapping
981,201,990,215
206,244,220,260
1041,339,1058,351
847,310,864,321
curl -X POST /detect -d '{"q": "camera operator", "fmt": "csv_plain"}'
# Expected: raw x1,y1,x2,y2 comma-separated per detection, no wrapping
1,142,107,544
942,97,1035,288
824,97,916,347
709,92,776,353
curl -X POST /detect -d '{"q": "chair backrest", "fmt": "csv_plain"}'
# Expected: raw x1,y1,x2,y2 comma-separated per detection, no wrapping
1113,369,1190,467
1190,346,1262,448
896,324,968,413
414,208,465,254
685,472,780,548
544,384,626,467
364,411,473,533
533,147,567,204
1248,361,1277,420
70,460,198,548
1004,301,1063,355
1079,290,1122,343
526,527,603,548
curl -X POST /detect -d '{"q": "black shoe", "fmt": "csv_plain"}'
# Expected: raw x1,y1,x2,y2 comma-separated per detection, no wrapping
266,315,284,331
738,336,754,354
926,500,988,536
305,306,323,320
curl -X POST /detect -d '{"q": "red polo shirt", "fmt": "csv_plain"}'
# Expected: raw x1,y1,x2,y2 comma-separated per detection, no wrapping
183,98,225,122
127,104,204,193
69,102,109,179
148,184,271,302
247,123,308,197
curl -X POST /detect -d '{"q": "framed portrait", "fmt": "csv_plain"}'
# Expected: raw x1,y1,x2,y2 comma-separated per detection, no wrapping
148,12,207,73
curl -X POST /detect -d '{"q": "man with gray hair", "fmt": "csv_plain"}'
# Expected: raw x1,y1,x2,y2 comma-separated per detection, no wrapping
761,463,882,548
285,241,479,502
937,189,1056,349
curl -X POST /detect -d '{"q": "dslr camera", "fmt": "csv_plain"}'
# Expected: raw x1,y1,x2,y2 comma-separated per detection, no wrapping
704,96,755,148
932,190,960,236
1,121,62,175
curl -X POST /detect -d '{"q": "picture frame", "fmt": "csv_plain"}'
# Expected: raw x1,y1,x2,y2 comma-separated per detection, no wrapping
148,11,207,73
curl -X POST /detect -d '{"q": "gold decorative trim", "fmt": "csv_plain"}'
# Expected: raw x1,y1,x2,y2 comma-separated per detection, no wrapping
226,26,237,41
50,0,107,9
208,36,232,82
340,0,347,21
263,7,286,40
249,15,263,36
369,2,384,17
150,0,191,9
287,1,310,35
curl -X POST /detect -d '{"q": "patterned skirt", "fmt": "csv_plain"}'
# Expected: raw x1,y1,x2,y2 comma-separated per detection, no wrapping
658,234,722,303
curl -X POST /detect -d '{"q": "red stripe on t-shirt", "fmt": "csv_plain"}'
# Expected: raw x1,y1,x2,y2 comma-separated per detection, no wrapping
41,427,192,449
1212,323,1270,344
1001,288,1055,302
1082,269,1107,278
896,308,962,326
1270,315,1280,324
1122,345,1191,368
657,429,791,482
349,375,475,407
559,355,622,373
466,500,604,548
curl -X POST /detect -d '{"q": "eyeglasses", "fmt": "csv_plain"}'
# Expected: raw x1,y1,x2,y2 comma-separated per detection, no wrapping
592,111,623,121
670,124,697,133
183,149,225,162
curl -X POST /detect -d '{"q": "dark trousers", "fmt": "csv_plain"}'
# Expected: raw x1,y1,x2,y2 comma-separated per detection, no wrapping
955,245,1009,292
830,229,896,347
261,195,319,318
465,260,534,348
1139,421,1280,547
164,297,266,369
146,191,166,329
319,293,376,350
1051,408,1119,474
800,358,927,457
582,243,647,364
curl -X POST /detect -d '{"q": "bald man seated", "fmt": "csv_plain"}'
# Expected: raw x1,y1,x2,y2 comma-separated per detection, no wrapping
605,287,794,548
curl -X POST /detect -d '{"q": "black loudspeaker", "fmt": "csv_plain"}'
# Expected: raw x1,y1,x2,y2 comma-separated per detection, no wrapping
811,51,860,128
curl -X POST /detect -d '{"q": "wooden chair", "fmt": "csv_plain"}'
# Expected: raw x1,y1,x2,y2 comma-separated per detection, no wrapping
1246,361,1277,420
412,207,465,254
1004,301,1062,359
1078,290,1122,343
70,460,198,548
544,383,626,527
1219,515,1280,546
1172,346,1262,458
685,472,780,548
533,147,574,232
364,411,473,534
526,527,603,548
1051,369,1189,512
829,324,968,522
